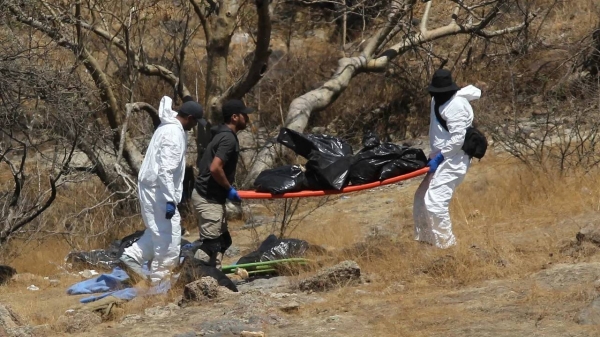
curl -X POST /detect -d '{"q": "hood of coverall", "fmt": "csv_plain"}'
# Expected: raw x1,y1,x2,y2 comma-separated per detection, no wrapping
454,85,481,102
158,96,183,128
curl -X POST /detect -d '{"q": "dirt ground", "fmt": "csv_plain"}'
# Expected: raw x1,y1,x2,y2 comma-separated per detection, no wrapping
3,153,600,336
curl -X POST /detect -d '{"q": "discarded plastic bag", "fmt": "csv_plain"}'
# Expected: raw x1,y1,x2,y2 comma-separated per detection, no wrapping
349,143,427,185
360,130,381,152
236,234,310,264
305,151,353,190
261,239,310,262
175,257,238,292
116,230,145,257
65,250,118,271
380,147,428,180
277,128,353,159
253,165,307,194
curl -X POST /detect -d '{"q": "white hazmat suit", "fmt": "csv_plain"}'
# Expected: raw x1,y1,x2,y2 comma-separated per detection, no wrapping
413,85,481,248
123,96,187,283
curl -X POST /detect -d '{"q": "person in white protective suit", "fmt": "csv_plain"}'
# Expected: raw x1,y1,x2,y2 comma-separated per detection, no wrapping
120,95,206,285
413,69,481,249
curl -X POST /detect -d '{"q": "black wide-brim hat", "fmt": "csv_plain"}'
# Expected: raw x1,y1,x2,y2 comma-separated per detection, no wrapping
427,69,460,93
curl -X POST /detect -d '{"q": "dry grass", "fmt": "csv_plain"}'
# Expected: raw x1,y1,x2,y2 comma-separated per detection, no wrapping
278,152,600,335
1,1,599,334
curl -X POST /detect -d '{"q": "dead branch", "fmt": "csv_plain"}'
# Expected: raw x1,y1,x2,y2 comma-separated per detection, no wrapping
223,0,273,100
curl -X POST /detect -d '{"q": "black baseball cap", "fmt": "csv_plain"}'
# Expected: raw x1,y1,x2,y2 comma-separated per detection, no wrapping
222,99,255,120
179,98,207,126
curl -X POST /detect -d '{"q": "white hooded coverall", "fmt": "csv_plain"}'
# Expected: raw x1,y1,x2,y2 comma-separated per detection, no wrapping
123,96,187,283
413,85,481,249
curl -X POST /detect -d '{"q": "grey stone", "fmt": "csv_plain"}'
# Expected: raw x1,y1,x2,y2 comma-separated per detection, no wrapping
279,301,300,313
0,304,23,331
183,277,220,301
225,201,242,220
55,311,102,333
224,245,241,257
577,297,600,325
145,303,180,318
120,314,143,325
5,325,48,337
298,261,361,292
237,276,291,293
311,127,326,134
174,332,197,337
535,263,600,290
576,224,600,246
197,318,260,336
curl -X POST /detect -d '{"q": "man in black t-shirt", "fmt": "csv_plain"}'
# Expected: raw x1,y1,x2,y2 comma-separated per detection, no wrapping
192,99,254,269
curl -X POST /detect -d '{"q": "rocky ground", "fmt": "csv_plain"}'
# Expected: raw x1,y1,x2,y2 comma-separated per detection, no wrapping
3,140,600,336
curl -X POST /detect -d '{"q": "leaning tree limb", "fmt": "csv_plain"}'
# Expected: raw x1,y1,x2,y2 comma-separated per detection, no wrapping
242,0,538,187
6,1,154,178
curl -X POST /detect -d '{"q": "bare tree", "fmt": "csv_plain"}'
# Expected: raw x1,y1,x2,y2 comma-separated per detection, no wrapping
242,0,540,186
3,0,542,197
3,0,273,197
0,28,100,244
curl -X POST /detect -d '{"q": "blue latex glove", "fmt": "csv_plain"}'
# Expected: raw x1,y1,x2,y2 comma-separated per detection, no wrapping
427,153,445,173
227,186,241,202
166,202,176,219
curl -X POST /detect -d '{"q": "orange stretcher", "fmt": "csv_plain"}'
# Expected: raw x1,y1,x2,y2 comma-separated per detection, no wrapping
237,167,429,199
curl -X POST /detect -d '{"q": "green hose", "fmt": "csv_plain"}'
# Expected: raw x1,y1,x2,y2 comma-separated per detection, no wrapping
222,258,311,274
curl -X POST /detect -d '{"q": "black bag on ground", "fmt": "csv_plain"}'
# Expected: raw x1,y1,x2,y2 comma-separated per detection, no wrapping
65,250,119,271
253,165,307,194
116,230,145,257
236,234,310,264
277,127,353,158
0,265,16,285
304,151,353,190
349,143,427,185
175,257,238,292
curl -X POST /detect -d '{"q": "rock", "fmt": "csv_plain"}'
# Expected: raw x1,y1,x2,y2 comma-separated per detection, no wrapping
173,333,197,337
10,273,39,284
55,311,102,333
326,315,342,323
198,318,260,336
576,297,600,325
298,261,361,292
237,276,291,293
0,304,24,333
0,265,16,285
535,263,600,290
5,325,48,337
576,224,600,246
279,301,300,313
183,277,220,301
225,201,242,220
144,303,179,318
120,314,143,325
311,127,326,134
224,245,241,257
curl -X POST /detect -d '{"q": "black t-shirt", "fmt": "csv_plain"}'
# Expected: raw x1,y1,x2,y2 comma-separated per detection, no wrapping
195,125,239,204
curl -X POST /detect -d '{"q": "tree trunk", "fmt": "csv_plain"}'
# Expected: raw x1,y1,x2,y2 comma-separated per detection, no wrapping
204,1,242,123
